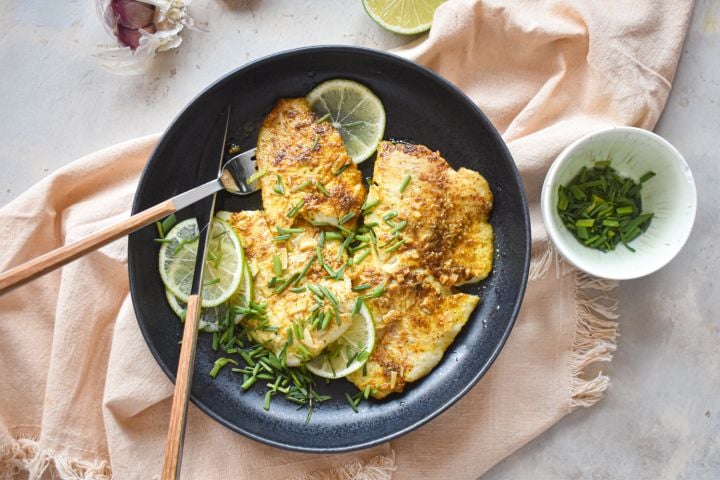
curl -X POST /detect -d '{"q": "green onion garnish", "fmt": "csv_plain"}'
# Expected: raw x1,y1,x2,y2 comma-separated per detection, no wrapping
339,212,356,225
639,171,656,183
287,199,305,218
325,231,344,241
274,234,291,242
292,180,312,192
363,284,386,299
310,134,320,151
317,113,331,123
334,163,350,176
272,254,283,276
274,175,285,195
382,211,398,221
556,161,654,252
316,181,331,196
295,255,316,284
361,198,379,214
247,170,267,185
399,175,412,194
277,226,305,235
352,284,372,291
209,357,238,378
354,249,370,265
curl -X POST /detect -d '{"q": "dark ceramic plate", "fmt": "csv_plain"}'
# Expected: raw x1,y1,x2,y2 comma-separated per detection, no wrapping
128,46,530,453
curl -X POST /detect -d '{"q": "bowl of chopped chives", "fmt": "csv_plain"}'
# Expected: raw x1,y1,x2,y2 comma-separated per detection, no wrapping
541,126,696,280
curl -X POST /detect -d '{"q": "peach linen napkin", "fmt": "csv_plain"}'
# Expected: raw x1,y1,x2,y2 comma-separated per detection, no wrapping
0,1,692,478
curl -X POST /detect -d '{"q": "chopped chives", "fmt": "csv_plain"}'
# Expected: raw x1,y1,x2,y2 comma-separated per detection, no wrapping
272,254,283,276
287,199,305,218
263,390,273,411
363,284,385,299
310,134,320,150
209,357,238,378
557,161,654,252
246,170,267,185
354,234,371,243
383,211,398,221
277,226,305,234
352,283,372,291
274,273,300,295
316,182,331,196
361,198,380,213
317,113,331,123
292,180,312,192
273,234,291,242
639,171,656,183
325,231,344,241
339,212,356,225
354,249,370,265
334,163,350,176
294,256,316,284
318,231,326,247
391,220,407,233
399,175,412,194
384,239,406,253
352,297,364,315
274,175,285,195
345,393,359,413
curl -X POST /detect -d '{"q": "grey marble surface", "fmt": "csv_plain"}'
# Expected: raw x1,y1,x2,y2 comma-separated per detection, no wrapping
1,1,718,478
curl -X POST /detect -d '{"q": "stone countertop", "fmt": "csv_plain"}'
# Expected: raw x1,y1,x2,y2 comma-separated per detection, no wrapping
1,1,717,478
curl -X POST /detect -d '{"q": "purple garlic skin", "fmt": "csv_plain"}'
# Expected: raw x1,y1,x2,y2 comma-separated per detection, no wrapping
111,0,156,49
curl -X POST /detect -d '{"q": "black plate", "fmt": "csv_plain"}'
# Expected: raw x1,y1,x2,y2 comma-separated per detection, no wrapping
128,46,530,453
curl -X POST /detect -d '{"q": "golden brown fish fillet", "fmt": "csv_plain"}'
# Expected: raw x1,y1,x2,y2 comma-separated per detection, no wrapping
255,98,366,231
366,141,493,287
346,262,478,399
229,211,355,366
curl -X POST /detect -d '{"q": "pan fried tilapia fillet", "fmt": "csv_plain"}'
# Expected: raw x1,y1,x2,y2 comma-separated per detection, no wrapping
346,141,493,398
347,261,479,399
366,141,493,287
255,98,366,231
229,211,355,366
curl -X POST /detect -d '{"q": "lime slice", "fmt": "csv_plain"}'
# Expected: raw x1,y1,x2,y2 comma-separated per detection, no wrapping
214,210,232,222
306,79,386,164
159,218,244,307
227,257,254,320
163,288,228,333
306,303,376,378
362,0,446,35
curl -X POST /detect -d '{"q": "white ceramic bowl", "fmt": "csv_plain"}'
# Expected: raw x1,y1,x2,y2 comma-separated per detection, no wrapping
541,126,696,280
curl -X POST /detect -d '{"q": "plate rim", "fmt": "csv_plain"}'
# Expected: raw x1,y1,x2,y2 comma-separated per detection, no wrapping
129,45,531,453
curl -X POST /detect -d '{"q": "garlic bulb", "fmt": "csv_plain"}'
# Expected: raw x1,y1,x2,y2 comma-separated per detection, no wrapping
96,0,196,75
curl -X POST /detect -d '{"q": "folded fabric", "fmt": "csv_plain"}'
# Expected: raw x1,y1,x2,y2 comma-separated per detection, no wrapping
0,0,691,478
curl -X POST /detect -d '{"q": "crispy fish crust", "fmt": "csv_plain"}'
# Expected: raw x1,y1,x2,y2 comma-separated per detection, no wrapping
255,98,366,230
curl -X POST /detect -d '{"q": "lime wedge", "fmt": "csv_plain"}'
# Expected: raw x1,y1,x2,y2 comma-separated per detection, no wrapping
362,0,446,35
306,79,386,164
164,288,229,332
306,303,376,378
158,218,244,307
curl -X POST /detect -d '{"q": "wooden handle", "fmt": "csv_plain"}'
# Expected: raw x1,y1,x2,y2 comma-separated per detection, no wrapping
0,199,177,295
162,294,202,480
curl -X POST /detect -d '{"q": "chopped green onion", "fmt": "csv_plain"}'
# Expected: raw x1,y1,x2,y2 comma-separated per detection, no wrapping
287,199,305,218
274,234,291,242
363,284,386,299
640,171,656,183
352,283,372,291
310,134,320,150
209,357,238,378
316,182,331,196
334,163,350,176
274,175,285,195
399,175,412,194
361,198,380,214
277,226,305,234
339,212,356,225
317,113,331,123
384,239,406,253
247,170,267,185
383,211,398,221
325,231,344,241
292,180,312,192
354,250,370,265
272,254,283,276
295,256,316,284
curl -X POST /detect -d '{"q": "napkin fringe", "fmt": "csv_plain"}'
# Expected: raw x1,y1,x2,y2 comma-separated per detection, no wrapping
0,437,111,480
529,243,619,409
569,272,619,409
287,451,396,480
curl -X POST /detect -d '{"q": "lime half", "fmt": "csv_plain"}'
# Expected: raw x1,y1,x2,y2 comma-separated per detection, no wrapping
306,79,385,164
362,0,446,35
306,303,376,378
159,218,244,307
